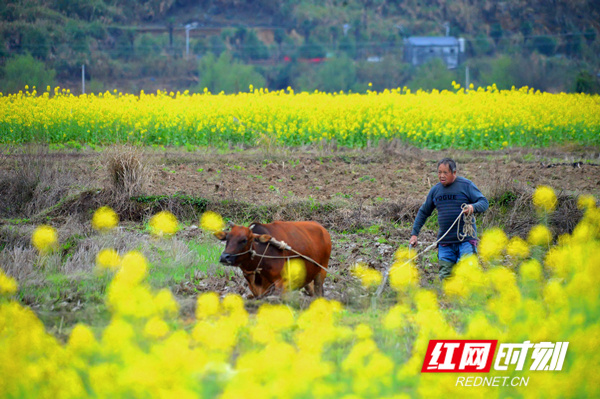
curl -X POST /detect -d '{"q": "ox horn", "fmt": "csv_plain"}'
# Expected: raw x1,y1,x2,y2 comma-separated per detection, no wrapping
227,220,235,227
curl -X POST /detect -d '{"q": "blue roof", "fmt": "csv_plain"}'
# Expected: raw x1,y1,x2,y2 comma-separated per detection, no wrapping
405,36,459,46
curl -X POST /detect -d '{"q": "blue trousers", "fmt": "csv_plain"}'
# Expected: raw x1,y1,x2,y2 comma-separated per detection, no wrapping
438,241,476,279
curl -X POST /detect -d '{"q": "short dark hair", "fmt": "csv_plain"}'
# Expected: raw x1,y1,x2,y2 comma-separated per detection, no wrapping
437,158,457,173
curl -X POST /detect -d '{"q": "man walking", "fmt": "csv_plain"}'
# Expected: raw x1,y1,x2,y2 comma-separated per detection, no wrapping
409,158,488,279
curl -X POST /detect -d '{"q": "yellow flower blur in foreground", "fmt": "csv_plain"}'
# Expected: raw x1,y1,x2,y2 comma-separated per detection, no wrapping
443,254,488,299
2,185,600,398
351,263,382,288
383,304,410,330
31,225,58,253
533,185,558,213
68,324,98,354
283,258,307,290
577,194,596,210
149,211,179,236
354,323,373,339
115,251,148,286
479,227,508,262
91,206,119,231
506,236,530,259
200,211,225,232
388,260,419,292
196,291,221,319
528,224,553,246
519,259,543,281
95,248,121,270
0,269,17,295
144,316,170,339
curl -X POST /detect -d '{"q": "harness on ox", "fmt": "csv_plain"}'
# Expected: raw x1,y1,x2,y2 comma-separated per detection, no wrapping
217,221,332,297
236,234,329,276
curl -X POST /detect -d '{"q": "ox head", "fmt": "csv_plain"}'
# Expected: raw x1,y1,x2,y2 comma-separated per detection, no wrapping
214,224,272,266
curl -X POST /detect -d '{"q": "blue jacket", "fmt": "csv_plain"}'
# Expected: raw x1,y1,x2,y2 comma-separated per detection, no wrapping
411,176,488,244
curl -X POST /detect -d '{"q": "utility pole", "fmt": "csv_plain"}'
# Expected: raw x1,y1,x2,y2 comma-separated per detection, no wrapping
82,64,85,94
465,65,470,89
185,23,198,59
443,22,450,37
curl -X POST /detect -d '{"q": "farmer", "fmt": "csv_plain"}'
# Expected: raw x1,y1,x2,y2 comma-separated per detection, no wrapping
409,158,488,279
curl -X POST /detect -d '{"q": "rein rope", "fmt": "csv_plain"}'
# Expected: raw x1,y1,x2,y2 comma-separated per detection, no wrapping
239,238,330,275
375,203,477,298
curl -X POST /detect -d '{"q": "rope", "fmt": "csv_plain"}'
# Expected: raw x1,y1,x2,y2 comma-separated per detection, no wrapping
457,204,477,242
236,238,332,275
375,203,477,298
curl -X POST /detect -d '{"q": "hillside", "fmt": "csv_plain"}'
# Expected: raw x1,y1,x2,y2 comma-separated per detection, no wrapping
0,0,599,94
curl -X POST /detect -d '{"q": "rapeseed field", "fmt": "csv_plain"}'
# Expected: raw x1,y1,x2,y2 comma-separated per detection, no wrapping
1,85,598,149
1,187,599,398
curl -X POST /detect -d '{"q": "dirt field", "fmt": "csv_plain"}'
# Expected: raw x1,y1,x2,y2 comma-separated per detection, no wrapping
148,147,600,201
1,143,599,309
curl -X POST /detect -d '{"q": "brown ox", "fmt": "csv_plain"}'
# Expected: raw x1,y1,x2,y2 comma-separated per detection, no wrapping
214,221,331,297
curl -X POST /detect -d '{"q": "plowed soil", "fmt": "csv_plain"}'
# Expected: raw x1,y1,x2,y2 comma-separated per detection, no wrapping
2,144,599,301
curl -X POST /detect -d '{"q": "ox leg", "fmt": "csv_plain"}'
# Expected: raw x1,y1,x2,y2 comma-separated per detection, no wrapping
272,279,285,295
244,274,262,298
304,281,315,296
314,270,326,297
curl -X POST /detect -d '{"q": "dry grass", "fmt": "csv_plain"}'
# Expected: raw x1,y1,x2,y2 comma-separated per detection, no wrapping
104,146,149,199
99,145,151,218
0,144,77,218
379,138,423,163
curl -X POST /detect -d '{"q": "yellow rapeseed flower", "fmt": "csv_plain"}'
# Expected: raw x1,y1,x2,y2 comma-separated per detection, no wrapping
577,194,596,210
355,323,373,339
95,248,121,270
283,258,307,290
388,260,419,292
506,236,530,259
533,185,558,213
528,224,552,246
115,250,148,286
91,206,119,231
200,211,225,232
479,228,508,262
251,303,295,344
443,254,488,298
519,259,542,281
0,269,17,295
31,225,58,253
543,281,568,311
149,211,179,236
196,292,221,319
68,324,97,354
153,288,179,316
383,304,409,330
351,263,382,288
144,316,170,339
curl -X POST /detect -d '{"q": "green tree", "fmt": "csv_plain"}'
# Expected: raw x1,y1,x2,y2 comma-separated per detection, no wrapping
298,38,326,59
22,27,50,60
407,58,456,91
209,35,227,57
532,36,557,56
574,71,600,94
316,54,357,92
356,56,412,91
135,33,162,57
490,23,503,44
197,52,266,94
0,54,56,93
470,35,494,56
584,28,597,45
339,36,357,58
241,30,270,61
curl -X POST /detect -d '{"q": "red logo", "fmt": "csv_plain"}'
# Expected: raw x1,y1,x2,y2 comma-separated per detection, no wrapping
422,340,498,372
